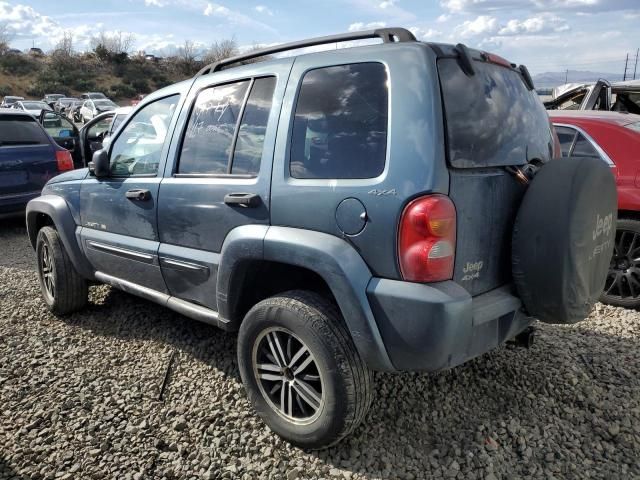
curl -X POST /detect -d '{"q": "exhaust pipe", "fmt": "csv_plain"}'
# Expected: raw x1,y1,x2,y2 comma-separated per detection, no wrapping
510,326,536,349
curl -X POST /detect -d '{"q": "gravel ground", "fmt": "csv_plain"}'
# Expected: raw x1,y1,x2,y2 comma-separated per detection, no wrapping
1,218,639,480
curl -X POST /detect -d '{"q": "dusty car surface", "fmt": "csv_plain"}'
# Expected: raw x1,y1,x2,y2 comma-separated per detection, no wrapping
26,28,617,449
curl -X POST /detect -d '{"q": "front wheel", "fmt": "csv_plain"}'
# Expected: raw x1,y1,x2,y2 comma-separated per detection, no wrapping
237,290,373,449
601,218,640,308
36,226,88,315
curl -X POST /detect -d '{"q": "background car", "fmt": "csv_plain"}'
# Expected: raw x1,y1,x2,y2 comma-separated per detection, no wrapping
550,110,640,307
68,100,84,122
79,99,118,123
80,92,108,100
42,94,65,109
12,100,53,117
53,97,80,115
546,79,640,114
0,110,74,217
1,95,24,108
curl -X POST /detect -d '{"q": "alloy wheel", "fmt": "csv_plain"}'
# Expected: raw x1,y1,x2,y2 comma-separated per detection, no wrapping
604,229,640,299
41,243,55,299
252,327,325,425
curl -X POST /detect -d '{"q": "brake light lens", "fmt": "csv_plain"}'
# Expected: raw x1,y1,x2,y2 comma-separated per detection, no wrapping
398,195,456,283
56,150,73,172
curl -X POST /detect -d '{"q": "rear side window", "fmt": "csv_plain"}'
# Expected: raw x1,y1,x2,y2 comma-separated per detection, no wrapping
0,116,49,145
555,126,577,157
571,134,600,159
290,63,388,179
438,59,552,168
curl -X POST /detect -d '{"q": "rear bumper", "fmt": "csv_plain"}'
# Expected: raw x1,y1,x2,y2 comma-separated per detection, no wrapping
366,279,533,371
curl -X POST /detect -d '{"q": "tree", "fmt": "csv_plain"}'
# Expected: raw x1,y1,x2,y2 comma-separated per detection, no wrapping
90,30,135,62
52,31,74,58
201,39,238,65
0,22,12,55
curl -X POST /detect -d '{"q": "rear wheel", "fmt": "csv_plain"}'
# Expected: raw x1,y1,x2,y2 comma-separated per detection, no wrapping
36,226,88,315
601,218,640,308
237,290,373,449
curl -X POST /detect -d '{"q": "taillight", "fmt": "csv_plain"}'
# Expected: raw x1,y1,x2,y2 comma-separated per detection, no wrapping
56,150,73,172
398,195,456,283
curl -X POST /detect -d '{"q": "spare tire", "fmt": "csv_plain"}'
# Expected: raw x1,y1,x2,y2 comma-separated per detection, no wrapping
512,157,617,324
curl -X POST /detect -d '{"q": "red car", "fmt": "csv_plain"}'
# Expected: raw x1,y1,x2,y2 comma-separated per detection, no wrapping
550,110,640,307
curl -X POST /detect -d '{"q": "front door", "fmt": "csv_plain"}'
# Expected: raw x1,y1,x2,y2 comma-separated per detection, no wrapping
79,93,182,292
157,60,292,310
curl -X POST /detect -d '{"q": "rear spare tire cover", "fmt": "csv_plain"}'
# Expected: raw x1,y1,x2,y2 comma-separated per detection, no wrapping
512,157,617,324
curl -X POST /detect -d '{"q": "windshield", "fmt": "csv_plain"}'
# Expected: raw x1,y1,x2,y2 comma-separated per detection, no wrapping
3,97,23,105
94,100,116,108
89,93,107,99
22,102,49,110
0,116,50,144
438,58,552,168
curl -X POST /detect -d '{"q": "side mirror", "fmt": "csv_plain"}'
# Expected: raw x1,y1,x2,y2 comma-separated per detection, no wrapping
89,149,110,178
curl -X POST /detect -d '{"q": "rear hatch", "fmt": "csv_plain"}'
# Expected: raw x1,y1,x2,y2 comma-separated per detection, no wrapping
437,53,554,296
0,115,56,210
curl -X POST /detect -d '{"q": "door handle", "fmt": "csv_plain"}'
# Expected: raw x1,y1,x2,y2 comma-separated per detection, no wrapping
125,189,151,201
224,193,261,208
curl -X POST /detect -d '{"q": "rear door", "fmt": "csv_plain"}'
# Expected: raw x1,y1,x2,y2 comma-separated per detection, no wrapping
0,114,56,212
437,56,554,296
157,59,291,310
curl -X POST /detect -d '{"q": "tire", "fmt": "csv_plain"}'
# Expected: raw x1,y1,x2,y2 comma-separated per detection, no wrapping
36,226,88,315
600,218,640,308
512,157,617,324
237,290,373,449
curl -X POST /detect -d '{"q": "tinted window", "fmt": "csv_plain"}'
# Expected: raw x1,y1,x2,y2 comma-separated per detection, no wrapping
571,133,600,159
438,59,552,168
0,116,49,145
110,95,179,176
554,126,576,157
179,81,250,174
231,77,277,175
290,63,388,179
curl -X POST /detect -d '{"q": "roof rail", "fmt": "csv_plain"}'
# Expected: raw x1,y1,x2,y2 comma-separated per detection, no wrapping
196,27,416,77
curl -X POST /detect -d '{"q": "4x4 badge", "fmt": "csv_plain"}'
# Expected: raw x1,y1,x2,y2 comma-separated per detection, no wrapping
368,189,396,196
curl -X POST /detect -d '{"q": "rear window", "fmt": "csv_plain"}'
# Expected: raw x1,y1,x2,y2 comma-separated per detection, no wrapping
438,58,552,168
0,116,50,145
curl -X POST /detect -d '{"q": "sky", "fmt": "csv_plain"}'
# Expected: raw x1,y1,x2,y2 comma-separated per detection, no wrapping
0,0,639,75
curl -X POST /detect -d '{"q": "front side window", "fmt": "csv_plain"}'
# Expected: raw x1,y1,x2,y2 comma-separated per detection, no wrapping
290,63,389,179
109,95,179,176
41,112,75,138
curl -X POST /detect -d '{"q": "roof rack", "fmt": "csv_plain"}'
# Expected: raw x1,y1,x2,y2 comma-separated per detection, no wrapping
196,27,416,77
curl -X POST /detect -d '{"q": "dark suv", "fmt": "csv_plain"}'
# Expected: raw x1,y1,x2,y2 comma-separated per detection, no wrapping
26,28,617,449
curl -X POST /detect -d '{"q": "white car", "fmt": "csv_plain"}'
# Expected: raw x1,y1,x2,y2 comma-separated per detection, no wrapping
12,100,52,117
79,99,118,123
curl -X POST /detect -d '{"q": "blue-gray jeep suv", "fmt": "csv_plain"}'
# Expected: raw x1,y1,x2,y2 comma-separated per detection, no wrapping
26,28,617,448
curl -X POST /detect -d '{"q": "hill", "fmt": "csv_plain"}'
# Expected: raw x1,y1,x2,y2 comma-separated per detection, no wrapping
532,70,627,88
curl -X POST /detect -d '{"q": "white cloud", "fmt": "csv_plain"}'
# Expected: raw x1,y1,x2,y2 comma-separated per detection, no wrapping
441,0,637,13
498,13,569,35
254,5,273,15
144,0,169,6
437,14,450,22
348,21,387,31
456,15,498,37
379,0,397,7
409,27,443,40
